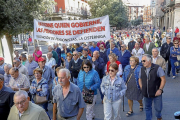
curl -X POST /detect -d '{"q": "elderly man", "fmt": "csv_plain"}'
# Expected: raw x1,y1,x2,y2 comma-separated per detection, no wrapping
137,38,144,48
128,38,136,52
119,44,131,70
53,69,85,120
143,36,156,55
33,46,42,62
54,43,61,67
8,90,49,120
0,57,6,70
21,53,27,65
14,50,21,61
152,48,166,71
139,54,166,120
107,41,120,60
46,52,56,70
0,74,14,120
9,67,30,91
90,42,99,53
13,58,28,77
99,44,108,64
69,51,83,85
92,51,105,102
80,48,92,62
4,64,12,86
25,55,38,83
48,45,59,65
132,42,144,63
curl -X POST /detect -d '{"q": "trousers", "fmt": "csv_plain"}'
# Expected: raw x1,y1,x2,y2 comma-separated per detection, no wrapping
86,95,97,120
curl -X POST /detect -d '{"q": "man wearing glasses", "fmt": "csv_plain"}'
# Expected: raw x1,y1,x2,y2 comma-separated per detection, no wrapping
139,54,166,120
160,35,174,77
69,51,83,85
8,90,49,120
0,74,14,120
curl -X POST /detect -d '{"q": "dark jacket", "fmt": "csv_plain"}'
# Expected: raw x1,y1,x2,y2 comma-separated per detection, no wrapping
55,47,61,66
128,41,136,52
69,59,83,78
140,63,161,98
118,50,131,70
93,57,105,79
100,50,108,64
160,42,174,60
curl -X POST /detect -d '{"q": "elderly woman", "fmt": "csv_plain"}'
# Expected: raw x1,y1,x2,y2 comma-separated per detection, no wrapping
77,60,100,120
123,56,143,116
170,40,180,79
29,68,49,111
64,53,73,69
106,53,123,77
101,63,127,120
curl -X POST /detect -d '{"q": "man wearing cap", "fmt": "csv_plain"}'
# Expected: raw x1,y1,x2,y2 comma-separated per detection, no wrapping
128,38,136,52
13,58,28,78
80,48,92,62
0,57,6,70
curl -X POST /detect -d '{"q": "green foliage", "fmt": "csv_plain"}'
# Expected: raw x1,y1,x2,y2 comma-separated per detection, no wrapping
131,18,143,26
0,0,56,36
88,0,128,29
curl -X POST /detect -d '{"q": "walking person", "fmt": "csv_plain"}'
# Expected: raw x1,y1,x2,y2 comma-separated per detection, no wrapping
123,56,143,117
139,54,166,120
101,63,127,120
77,60,100,120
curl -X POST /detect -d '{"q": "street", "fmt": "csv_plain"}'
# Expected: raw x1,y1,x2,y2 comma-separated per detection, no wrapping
16,44,180,120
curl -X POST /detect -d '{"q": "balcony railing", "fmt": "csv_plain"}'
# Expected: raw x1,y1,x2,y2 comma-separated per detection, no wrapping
54,6,90,17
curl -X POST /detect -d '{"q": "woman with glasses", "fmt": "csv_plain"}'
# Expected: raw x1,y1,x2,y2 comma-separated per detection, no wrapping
29,68,49,111
122,56,143,117
170,40,180,79
106,53,123,77
77,60,100,120
101,63,127,120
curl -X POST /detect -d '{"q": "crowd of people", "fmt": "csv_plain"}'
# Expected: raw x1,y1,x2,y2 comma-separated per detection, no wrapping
0,25,180,120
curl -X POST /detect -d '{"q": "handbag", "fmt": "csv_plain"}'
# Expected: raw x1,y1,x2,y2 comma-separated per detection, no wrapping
174,61,180,67
177,55,180,61
34,84,48,104
82,73,94,104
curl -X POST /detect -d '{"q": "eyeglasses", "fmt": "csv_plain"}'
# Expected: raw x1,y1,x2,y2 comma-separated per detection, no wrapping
174,43,178,44
167,38,171,39
121,46,124,48
13,62,16,64
109,69,115,72
73,54,76,56
100,46,104,47
83,67,89,69
142,60,146,63
14,99,26,106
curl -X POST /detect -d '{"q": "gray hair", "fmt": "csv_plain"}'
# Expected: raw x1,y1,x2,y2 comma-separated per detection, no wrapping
142,54,152,62
13,58,20,62
47,52,53,56
0,74,4,81
28,54,33,58
4,64,12,69
93,50,99,55
152,47,159,52
177,33,180,35
166,34,171,38
73,51,79,56
122,44,127,48
58,68,71,78
48,45,53,49
146,36,150,40
14,90,28,99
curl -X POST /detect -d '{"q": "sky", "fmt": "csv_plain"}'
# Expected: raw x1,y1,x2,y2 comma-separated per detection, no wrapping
127,0,151,6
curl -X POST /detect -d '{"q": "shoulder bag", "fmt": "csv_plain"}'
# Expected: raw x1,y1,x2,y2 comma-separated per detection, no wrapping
34,84,48,104
162,45,170,59
82,73,94,104
126,66,137,86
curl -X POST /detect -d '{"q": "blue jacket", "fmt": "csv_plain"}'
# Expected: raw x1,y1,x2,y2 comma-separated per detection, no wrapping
107,47,120,60
170,46,180,60
101,75,127,102
61,48,71,60
80,55,92,62
76,46,83,52
90,46,99,53
55,47,61,66
93,57,105,79
77,69,100,95
122,65,141,89
118,50,131,69
100,50,108,64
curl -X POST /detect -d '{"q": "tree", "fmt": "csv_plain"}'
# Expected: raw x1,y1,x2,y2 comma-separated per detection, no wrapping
0,0,56,63
131,18,143,26
88,0,128,29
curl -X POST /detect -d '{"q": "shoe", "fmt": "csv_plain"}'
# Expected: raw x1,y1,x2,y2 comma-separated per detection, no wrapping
167,74,170,77
126,111,133,117
157,117,162,120
139,105,143,112
172,76,176,79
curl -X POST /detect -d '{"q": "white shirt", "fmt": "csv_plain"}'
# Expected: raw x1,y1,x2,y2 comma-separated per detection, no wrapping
110,78,116,86
46,57,56,70
152,57,158,64
146,42,150,51
132,48,144,62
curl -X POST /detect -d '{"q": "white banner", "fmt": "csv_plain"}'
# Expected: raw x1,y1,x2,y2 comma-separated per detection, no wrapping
34,15,110,44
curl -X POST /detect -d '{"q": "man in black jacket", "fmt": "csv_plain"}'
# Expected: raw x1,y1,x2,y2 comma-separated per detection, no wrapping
139,54,166,120
92,51,105,103
69,51,83,85
160,35,174,77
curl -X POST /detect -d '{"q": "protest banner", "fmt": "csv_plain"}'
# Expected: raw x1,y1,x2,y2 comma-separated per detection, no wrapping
34,15,110,44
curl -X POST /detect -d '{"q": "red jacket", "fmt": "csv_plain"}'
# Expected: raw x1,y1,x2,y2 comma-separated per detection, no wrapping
175,28,179,33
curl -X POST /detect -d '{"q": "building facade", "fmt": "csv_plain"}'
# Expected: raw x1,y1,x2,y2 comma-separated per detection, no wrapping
128,5,144,21
143,6,152,25
52,0,91,20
